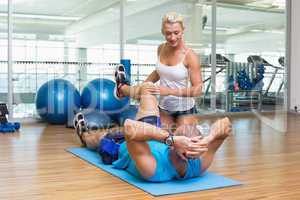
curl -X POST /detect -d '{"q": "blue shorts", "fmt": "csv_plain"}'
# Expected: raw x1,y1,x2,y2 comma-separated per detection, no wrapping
159,106,197,118
112,115,202,182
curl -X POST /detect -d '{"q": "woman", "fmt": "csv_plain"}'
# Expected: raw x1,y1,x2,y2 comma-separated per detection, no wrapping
144,12,203,130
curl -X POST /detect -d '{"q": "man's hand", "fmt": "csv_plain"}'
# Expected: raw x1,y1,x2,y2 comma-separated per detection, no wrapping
172,135,208,161
186,136,208,158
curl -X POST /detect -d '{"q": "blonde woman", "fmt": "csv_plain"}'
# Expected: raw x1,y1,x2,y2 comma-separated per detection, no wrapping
145,12,203,130
115,12,203,130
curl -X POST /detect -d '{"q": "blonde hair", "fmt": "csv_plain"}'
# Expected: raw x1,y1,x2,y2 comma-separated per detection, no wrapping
162,12,184,30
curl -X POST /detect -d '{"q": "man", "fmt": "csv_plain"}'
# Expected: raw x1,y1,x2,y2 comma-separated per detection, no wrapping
74,68,232,182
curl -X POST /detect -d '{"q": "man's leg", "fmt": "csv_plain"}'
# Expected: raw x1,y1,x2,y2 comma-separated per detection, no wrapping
81,130,106,150
117,82,160,101
115,64,141,100
115,78,159,119
123,82,161,179
115,64,159,100
135,82,159,120
74,114,122,150
115,66,162,179
115,84,141,100
82,126,123,150
199,117,232,173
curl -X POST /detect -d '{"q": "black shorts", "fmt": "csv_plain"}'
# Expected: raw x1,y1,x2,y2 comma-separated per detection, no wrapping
137,115,161,128
159,106,197,119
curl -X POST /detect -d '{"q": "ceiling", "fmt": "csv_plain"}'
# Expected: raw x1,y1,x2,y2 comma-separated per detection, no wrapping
0,0,286,51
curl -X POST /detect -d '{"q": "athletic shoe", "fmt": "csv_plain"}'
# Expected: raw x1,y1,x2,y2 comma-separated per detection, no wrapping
73,112,84,129
114,64,127,99
74,117,88,146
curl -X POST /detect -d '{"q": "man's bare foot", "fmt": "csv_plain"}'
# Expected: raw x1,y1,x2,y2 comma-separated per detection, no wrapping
206,117,232,143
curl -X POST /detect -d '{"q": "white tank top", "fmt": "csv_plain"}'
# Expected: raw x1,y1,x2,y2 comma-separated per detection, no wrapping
156,49,195,112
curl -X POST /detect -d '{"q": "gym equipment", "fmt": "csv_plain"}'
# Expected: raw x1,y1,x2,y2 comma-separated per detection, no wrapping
203,54,230,105
226,62,262,112
230,107,241,112
0,103,9,124
81,78,129,114
117,105,138,126
236,69,253,90
67,147,241,196
0,103,21,133
277,57,285,96
79,109,113,130
0,122,21,133
278,56,284,67
66,110,77,128
228,75,235,91
110,105,138,126
207,54,231,66
35,79,81,124
248,55,284,105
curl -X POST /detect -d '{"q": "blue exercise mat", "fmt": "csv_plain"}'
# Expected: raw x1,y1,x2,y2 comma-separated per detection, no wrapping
67,147,241,196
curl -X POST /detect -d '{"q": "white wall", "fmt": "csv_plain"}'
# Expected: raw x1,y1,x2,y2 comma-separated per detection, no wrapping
290,0,300,110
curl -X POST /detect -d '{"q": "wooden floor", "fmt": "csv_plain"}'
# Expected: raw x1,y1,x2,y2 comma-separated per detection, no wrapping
1,112,300,200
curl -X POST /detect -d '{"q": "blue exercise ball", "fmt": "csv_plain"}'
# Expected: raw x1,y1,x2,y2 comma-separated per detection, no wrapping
80,109,113,130
113,105,138,126
35,79,81,124
81,78,129,114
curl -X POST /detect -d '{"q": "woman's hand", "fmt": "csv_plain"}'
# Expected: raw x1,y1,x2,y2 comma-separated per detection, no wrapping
141,83,160,95
142,84,171,96
159,86,171,96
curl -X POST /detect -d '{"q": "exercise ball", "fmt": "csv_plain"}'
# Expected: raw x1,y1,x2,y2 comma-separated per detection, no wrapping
82,109,113,130
80,109,113,130
35,79,81,124
81,78,129,114
114,105,138,126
